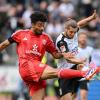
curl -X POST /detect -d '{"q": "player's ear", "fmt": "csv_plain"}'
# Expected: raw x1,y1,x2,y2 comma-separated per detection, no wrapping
31,23,36,27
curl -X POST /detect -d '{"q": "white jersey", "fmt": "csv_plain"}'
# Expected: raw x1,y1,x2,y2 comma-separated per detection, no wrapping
77,46,93,70
56,32,78,68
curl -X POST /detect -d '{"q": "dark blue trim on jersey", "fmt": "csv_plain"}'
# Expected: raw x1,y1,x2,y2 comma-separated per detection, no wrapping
8,37,15,43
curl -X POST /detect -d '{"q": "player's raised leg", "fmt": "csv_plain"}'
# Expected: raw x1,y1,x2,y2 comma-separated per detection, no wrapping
41,65,86,80
31,65,86,100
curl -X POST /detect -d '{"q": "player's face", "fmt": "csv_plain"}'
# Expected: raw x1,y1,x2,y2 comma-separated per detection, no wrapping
78,34,87,46
65,26,78,38
32,21,46,35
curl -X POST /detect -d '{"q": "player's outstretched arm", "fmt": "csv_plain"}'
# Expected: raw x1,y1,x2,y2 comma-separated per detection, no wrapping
0,40,11,51
62,52,86,64
77,10,97,28
66,57,86,65
51,51,74,59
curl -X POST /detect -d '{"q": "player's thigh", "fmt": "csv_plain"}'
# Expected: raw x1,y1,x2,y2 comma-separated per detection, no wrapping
60,93,72,100
41,65,59,80
80,89,88,100
80,81,88,100
32,88,45,100
72,93,77,100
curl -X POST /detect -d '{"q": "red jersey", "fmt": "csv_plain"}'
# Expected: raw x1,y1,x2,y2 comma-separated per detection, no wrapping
11,29,57,66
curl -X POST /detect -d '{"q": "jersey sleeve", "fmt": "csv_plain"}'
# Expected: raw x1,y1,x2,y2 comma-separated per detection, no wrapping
11,30,22,43
45,35,57,53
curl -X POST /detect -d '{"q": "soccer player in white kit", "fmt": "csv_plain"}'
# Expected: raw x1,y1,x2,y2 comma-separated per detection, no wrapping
73,31,94,100
56,10,97,100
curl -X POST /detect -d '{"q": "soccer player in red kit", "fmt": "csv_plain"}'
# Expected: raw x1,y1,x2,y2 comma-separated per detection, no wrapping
0,11,99,100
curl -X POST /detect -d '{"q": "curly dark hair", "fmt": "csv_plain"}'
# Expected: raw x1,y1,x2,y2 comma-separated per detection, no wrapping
30,11,48,24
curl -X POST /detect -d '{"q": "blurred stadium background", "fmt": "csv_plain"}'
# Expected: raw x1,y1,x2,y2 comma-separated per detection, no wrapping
0,0,100,100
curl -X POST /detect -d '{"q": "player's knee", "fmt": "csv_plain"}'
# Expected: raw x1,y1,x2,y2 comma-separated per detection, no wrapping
41,67,58,79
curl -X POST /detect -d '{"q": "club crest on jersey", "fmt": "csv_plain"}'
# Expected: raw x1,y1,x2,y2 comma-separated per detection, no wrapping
42,39,47,45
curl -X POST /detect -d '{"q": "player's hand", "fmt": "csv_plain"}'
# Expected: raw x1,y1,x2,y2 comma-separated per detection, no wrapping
77,64,84,70
91,10,97,19
80,57,87,64
62,52,74,59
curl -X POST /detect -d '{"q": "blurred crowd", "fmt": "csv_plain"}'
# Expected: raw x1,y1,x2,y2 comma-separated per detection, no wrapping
0,0,100,64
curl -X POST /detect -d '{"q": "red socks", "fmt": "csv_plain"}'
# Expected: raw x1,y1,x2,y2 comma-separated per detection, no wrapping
58,68,86,79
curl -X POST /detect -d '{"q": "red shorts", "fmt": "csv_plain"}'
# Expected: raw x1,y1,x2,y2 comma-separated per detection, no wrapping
19,61,47,96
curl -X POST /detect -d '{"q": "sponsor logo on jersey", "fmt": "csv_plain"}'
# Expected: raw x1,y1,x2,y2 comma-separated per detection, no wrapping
26,44,41,56
60,45,66,52
32,44,38,51
71,47,78,55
